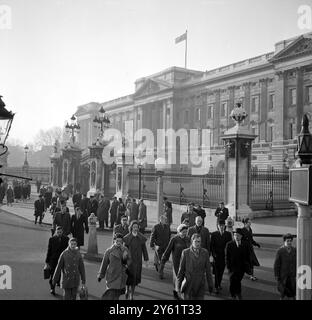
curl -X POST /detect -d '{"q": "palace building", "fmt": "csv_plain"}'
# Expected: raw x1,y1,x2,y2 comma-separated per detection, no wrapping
75,32,312,172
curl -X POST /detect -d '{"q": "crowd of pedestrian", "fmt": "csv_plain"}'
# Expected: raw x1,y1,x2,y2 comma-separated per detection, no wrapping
0,178,31,205
41,192,296,301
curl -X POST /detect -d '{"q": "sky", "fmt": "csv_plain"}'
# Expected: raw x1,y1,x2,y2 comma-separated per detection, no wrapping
0,0,311,145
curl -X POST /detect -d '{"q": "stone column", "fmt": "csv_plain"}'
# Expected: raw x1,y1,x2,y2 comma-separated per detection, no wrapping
213,89,221,146
243,82,251,125
227,86,235,128
296,203,312,300
296,67,304,135
221,105,257,221
259,78,269,141
275,71,287,141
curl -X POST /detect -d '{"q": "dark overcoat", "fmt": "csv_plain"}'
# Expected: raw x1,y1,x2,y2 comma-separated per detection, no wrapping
53,210,71,236
240,227,260,267
129,202,139,222
45,235,69,269
123,232,148,286
210,230,232,266
71,214,89,247
34,198,45,216
6,188,14,204
138,203,147,230
97,199,110,221
225,240,251,274
161,235,190,275
274,246,296,297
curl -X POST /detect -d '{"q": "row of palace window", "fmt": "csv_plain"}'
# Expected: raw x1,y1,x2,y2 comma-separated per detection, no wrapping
184,86,312,124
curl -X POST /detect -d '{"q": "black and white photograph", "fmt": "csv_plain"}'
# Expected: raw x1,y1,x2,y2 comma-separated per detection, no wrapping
0,0,311,304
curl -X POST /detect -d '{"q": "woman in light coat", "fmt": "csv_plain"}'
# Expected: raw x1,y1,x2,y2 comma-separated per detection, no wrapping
98,233,130,300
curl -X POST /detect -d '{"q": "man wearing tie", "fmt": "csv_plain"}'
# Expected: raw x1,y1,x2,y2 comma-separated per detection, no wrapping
210,220,232,294
225,228,251,300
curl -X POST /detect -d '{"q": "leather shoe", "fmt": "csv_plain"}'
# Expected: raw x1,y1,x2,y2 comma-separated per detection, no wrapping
50,289,56,296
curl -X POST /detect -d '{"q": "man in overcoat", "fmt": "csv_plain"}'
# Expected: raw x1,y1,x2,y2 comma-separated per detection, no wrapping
274,233,296,300
97,195,110,230
177,233,213,300
138,199,147,234
150,215,171,272
52,237,86,300
109,196,119,228
225,228,251,300
187,216,210,254
34,194,46,225
129,198,139,223
210,220,232,293
45,226,69,295
52,200,71,236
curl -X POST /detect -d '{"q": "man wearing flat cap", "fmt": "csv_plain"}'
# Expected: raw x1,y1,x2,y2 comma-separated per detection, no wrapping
225,228,251,300
274,233,296,300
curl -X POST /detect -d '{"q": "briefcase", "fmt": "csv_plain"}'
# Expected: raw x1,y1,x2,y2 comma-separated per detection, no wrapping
43,265,51,280
79,285,88,300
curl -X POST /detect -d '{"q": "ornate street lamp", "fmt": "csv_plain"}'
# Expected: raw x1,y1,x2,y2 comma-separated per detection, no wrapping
0,95,15,156
138,163,143,199
24,145,29,166
0,96,32,182
65,114,80,144
296,113,312,165
93,106,110,137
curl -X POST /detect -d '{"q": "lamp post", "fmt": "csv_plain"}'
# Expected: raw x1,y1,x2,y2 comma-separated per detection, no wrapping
93,106,110,138
0,96,32,181
65,115,80,144
289,114,312,300
138,163,142,199
0,95,15,157
24,145,29,166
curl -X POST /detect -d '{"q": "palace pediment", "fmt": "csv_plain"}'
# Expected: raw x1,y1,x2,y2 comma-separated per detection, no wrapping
134,78,173,98
270,34,312,63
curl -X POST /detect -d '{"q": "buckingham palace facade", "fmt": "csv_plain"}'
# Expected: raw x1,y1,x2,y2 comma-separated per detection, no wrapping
75,32,312,171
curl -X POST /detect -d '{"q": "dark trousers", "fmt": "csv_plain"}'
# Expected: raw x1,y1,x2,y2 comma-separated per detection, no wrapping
110,213,117,228
154,248,165,267
229,271,244,298
49,266,56,290
214,259,226,288
63,287,78,300
99,220,104,229
35,214,43,224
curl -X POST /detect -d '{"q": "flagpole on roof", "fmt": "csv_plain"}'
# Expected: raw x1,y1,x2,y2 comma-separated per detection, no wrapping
185,29,188,69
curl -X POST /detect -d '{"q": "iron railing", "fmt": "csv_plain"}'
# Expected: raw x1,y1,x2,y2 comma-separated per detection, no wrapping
250,168,294,211
128,169,224,208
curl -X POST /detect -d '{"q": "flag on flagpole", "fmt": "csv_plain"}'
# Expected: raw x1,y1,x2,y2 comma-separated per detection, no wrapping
175,31,187,44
